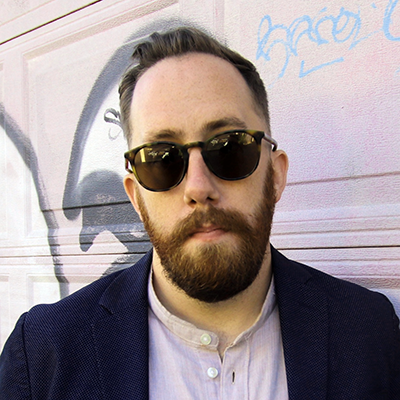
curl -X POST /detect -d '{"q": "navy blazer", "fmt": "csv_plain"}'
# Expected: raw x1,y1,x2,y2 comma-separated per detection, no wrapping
0,247,399,399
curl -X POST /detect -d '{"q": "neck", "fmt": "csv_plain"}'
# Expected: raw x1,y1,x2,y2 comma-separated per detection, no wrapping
151,245,272,354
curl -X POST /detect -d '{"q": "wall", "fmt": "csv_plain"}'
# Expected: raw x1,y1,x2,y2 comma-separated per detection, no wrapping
0,0,399,349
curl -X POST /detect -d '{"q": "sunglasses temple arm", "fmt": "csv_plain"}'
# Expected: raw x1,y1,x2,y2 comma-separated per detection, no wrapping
125,158,134,173
263,133,278,152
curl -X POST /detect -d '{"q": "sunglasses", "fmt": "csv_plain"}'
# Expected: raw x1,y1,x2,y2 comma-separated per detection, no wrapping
124,129,278,192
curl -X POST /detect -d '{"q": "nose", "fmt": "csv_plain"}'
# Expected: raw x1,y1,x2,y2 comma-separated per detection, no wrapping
183,148,220,206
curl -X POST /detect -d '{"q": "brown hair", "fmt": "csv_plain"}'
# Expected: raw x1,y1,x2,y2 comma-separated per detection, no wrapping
119,26,270,143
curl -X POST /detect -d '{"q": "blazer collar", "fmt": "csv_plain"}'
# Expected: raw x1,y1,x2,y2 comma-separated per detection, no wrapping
272,246,329,400
92,251,153,400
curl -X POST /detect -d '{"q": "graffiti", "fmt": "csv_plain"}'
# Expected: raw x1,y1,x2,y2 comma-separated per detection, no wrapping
61,36,145,266
104,108,123,140
0,104,69,298
257,0,400,84
384,0,400,40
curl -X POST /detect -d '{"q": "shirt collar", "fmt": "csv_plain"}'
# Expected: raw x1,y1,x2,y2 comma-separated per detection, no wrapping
148,268,277,349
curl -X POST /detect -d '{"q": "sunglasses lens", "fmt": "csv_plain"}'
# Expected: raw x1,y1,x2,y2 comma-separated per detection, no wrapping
134,144,185,191
205,132,260,179
127,131,263,191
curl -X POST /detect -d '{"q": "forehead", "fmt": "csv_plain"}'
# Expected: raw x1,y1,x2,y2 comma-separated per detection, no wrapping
129,53,263,146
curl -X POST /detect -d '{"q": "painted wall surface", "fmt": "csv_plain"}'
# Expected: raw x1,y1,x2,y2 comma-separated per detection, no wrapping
0,0,399,349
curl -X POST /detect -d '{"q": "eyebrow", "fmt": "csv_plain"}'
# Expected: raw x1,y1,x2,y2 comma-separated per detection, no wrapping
144,129,185,142
201,117,248,133
143,117,248,143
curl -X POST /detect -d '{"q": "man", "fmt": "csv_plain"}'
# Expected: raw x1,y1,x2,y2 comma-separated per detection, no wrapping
0,27,399,399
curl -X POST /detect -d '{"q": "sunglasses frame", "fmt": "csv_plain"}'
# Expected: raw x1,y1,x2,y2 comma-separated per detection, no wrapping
124,129,278,192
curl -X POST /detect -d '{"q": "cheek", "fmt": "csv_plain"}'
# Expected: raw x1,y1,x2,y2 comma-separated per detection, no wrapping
221,181,261,221
239,166,267,199
230,164,269,214
140,193,181,232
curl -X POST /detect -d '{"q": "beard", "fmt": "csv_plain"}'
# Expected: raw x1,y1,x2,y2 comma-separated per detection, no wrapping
136,161,276,303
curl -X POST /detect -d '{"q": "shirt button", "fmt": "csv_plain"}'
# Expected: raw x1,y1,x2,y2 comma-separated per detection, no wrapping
200,333,212,345
207,367,219,379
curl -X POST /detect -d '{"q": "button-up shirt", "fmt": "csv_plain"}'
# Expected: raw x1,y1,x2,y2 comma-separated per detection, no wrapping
148,271,288,399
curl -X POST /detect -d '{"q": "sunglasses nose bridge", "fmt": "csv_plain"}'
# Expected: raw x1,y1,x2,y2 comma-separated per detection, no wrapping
181,141,206,164
183,140,205,152
181,140,213,177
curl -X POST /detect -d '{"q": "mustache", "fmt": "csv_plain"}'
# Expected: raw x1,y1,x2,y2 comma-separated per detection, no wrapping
169,206,254,246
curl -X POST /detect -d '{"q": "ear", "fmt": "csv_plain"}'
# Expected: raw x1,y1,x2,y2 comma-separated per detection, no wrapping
271,150,289,203
123,174,143,221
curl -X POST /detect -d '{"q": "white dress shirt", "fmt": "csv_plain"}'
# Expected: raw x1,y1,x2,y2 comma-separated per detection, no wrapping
148,270,288,399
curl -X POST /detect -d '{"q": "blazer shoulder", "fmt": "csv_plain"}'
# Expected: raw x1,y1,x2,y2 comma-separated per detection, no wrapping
24,251,152,331
272,246,397,319
271,249,400,398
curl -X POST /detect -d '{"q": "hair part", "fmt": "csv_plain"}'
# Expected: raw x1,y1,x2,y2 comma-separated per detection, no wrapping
119,26,270,144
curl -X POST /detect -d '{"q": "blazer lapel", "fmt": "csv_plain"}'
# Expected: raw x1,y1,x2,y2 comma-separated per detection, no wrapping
92,252,152,400
272,247,329,400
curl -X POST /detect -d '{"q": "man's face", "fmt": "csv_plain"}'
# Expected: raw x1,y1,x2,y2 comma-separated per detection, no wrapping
124,53,287,302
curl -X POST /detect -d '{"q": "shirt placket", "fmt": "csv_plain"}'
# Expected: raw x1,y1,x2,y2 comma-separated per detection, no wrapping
196,333,222,399
220,340,249,400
